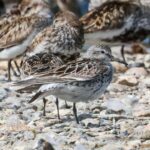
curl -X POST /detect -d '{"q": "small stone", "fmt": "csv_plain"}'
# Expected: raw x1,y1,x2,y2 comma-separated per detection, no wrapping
134,124,150,139
52,109,71,117
13,141,33,150
102,99,126,113
131,44,147,54
141,140,150,149
81,118,99,127
10,101,21,110
125,67,147,77
112,62,127,73
117,76,138,86
141,77,150,88
101,143,124,150
24,131,35,140
0,88,8,101
107,83,129,92
144,54,150,68
74,144,87,150
134,110,150,117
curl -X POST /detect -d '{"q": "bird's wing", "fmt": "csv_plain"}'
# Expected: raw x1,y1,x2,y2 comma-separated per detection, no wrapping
0,16,39,50
13,59,109,92
80,1,140,33
26,26,53,53
22,52,64,76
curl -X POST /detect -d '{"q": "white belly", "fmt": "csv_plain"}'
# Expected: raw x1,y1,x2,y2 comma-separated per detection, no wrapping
0,44,27,60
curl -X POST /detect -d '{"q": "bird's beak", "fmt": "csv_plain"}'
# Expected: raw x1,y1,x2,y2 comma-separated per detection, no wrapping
111,55,128,67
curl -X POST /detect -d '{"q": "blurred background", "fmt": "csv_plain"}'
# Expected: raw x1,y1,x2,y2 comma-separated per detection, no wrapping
1,0,150,44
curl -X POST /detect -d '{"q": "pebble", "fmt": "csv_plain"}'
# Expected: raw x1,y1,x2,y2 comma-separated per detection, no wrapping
0,46,150,149
117,76,138,86
24,131,35,140
125,67,147,77
134,124,150,140
74,144,87,150
0,88,8,101
81,118,100,127
144,54,150,68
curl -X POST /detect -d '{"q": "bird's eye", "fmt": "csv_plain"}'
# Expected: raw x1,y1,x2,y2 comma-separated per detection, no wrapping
101,50,105,54
26,7,32,12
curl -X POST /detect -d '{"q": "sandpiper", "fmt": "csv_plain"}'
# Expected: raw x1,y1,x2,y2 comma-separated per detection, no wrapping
23,11,84,62
0,0,52,28
16,44,127,124
19,10,84,116
80,0,150,61
0,15,52,81
0,0,52,80
21,10,84,78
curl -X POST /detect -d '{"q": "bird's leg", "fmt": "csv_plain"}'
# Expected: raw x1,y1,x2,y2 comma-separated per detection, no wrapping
43,98,47,116
112,117,117,135
55,97,60,120
73,103,79,124
10,64,18,77
121,45,127,65
9,59,19,77
13,60,21,75
7,60,12,81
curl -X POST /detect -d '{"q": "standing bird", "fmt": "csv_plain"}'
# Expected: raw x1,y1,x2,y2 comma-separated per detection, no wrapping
0,0,53,81
80,0,150,61
18,11,84,117
14,44,127,124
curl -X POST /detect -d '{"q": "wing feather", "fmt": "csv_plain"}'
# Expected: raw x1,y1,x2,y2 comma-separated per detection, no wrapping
0,15,40,49
80,1,141,33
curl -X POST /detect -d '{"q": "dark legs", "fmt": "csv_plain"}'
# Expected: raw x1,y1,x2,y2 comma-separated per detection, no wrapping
55,97,60,120
7,59,20,81
73,103,79,124
10,62,18,77
8,60,12,81
43,97,60,120
121,45,126,63
43,98,47,116
42,98,79,123
14,60,21,74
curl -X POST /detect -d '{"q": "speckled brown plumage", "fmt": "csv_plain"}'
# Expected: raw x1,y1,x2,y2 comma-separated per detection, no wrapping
22,52,64,76
13,44,127,124
0,0,52,31
80,0,150,47
22,11,84,77
80,1,141,33
0,15,49,50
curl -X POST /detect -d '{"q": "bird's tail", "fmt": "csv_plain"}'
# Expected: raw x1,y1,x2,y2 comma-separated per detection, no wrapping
28,83,59,103
28,91,43,103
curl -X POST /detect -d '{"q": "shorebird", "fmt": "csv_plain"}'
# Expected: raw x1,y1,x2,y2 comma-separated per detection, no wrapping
23,11,84,63
0,0,52,27
0,0,53,81
19,10,84,116
80,0,150,61
0,15,52,81
15,44,127,124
